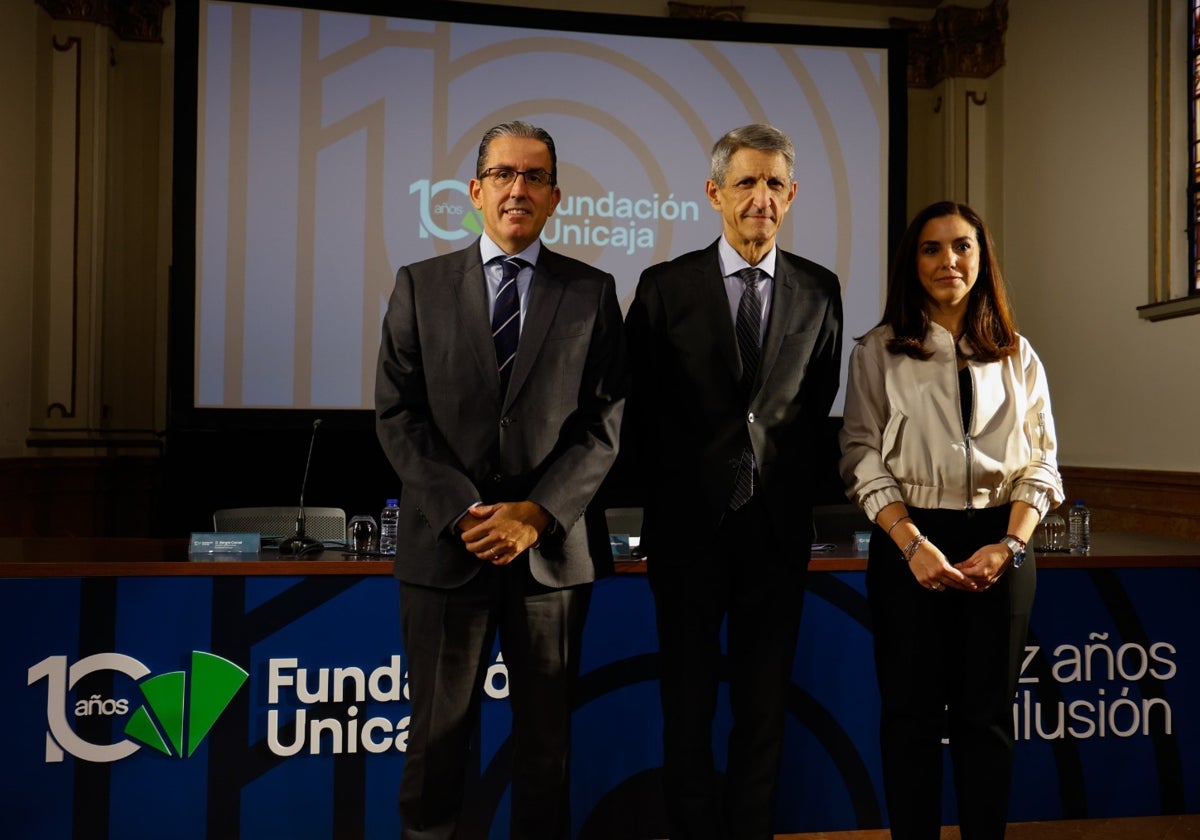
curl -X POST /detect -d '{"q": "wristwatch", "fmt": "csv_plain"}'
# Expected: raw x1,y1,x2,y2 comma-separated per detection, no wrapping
1001,534,1027,568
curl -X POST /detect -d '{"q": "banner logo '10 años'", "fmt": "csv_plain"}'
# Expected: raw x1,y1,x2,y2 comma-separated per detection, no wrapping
28,651,247,763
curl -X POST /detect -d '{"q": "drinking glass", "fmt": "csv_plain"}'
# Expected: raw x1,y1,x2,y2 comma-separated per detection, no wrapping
347,515,379,555
1035,513,1066,552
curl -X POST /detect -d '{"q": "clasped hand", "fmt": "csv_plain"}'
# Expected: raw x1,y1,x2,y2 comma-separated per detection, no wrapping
910,540,1012,592
459,501,550,566
955,543,1012,589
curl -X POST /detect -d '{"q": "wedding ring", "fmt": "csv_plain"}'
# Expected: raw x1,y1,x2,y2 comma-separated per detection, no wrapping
932,582,943,591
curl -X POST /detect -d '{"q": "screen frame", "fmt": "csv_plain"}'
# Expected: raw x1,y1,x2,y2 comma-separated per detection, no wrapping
168,0,908,435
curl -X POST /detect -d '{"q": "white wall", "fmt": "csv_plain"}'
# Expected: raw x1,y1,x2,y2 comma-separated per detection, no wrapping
1003,0,1199,471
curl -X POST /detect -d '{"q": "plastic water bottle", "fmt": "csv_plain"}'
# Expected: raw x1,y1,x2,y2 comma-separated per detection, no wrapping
379,498,400,556
1067,499,1091,555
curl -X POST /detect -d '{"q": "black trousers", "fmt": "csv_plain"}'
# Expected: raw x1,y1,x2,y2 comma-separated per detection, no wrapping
868,505,1035,840
397,556,591,840
648,496,808,840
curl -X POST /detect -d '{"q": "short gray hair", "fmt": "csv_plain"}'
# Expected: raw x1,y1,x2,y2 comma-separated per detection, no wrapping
475,121,558,185
709,124,795,187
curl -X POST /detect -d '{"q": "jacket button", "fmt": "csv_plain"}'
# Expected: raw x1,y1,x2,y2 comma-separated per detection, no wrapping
489,473,502,483
500,416,512,427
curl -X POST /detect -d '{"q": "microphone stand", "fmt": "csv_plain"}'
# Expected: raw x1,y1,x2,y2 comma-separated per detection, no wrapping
278,419,324,556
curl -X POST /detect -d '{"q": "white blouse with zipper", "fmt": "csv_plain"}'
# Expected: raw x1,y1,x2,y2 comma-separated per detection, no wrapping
839,321,1065,523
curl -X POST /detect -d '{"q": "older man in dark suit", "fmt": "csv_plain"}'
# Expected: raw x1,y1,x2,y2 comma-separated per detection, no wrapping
375,120,627,840
625,124,843,839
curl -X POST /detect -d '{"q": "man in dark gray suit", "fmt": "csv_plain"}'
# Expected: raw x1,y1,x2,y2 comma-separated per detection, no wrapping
375,121,627,839
625,124,843,839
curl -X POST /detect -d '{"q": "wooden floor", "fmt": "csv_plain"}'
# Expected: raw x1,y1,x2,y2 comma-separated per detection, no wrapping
778,814,1200,839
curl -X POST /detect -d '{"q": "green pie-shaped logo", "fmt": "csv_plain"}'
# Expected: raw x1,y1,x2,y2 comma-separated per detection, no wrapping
124,652,248,757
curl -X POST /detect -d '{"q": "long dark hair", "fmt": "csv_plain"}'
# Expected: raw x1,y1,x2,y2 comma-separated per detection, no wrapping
880,201,1018,361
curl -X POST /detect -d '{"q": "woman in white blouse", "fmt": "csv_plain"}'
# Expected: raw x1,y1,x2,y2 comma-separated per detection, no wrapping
840,201,1064,840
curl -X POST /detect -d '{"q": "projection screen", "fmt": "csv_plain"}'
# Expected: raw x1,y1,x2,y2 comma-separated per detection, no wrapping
185,0,904,417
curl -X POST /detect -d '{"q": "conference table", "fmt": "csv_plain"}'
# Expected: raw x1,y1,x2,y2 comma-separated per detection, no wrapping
2,533,1197,839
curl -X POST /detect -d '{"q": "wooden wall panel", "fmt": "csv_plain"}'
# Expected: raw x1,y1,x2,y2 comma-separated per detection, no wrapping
1059,466,1200,541
0,456,161,537
1,459,1197,542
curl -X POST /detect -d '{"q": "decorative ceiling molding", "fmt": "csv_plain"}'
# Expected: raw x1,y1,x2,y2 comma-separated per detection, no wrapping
891,0,1008,89
36,0,171,43
667,2,745,22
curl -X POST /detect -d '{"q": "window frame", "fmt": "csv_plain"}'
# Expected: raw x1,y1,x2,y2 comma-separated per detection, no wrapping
1140,0,1200,320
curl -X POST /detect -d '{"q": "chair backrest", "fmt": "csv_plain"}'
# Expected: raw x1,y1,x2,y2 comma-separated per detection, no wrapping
212,507,347,544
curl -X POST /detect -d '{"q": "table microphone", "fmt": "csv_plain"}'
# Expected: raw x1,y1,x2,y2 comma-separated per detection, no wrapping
278,419,324,557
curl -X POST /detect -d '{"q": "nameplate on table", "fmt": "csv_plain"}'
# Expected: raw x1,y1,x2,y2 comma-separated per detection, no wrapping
189,532,261,560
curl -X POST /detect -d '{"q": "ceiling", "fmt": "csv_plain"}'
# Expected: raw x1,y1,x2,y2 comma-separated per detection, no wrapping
777,0,946,7
803,0,944,5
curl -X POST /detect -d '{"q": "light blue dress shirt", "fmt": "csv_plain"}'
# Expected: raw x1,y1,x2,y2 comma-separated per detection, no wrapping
479,234,540,329
717,235,775,347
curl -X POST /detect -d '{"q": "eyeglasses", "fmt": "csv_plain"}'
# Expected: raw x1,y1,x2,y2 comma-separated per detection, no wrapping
479,167,555,188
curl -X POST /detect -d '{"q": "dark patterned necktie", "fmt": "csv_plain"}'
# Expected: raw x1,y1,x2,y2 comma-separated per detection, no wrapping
492,257,527,393
735,267,764,392
730,267,764,510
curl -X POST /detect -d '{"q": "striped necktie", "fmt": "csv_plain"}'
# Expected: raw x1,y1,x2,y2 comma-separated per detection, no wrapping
730,267,765,510
492,257,527,394
734,267,764,393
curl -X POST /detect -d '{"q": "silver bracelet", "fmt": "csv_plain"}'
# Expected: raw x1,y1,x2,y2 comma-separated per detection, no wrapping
902,534,927,563
885,515,911,537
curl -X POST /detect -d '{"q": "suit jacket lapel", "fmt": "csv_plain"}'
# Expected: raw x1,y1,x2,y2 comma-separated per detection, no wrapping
756,257,796,396
453,243,503,399
504,249,564,409
700,244,742,381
